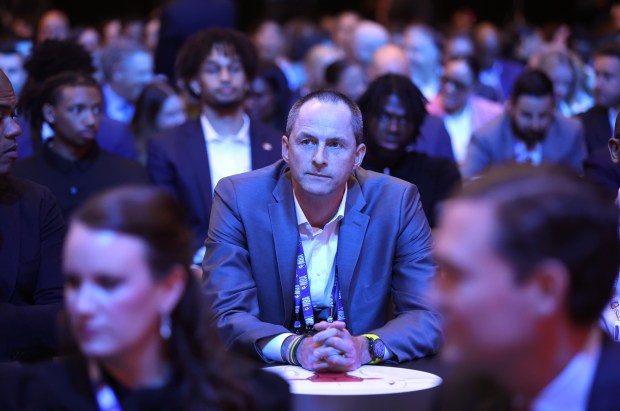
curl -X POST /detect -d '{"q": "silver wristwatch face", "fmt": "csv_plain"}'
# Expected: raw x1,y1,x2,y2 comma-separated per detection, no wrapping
370,338,385,359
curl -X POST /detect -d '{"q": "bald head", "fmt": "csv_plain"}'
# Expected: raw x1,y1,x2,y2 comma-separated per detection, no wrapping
351,21,390,69
37,9,70,43
368,44,410,81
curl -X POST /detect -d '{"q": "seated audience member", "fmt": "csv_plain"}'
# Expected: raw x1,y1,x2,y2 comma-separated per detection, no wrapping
427,57,503,166
473,22,524,102
365,44,456,160
401,24,443,101
203,90,441,372
463,70,585,179
36,9,70,43
72,26,101,54
578,42,620,155
11,186,290,410
0,42,27,98
585,112,620,200
302,43,343,94
0,70,65,362
251,19,299,91
16,40,138,160
131,80,187,164
331,11,361,61
350,20,389,73
324,59,366,102
100,40,154,124
148,28,282,260
245,61,292,134
443,32,474,62
13,72,149,220
358,74,461,227
530,47,593,117
433,164,620,410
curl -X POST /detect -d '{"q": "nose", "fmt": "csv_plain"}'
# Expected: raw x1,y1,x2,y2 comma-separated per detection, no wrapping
4,117,21,140
219,67,231,82
71,284,97,315
388,117,400,133
531,117,545,132
312,143,327,168
83,110,96,127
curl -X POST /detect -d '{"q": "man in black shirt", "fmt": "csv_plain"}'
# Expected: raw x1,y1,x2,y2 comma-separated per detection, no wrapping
13,72,149,220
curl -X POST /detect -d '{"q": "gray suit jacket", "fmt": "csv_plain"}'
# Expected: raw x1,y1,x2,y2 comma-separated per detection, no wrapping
462,112,586,179
203,160,442,363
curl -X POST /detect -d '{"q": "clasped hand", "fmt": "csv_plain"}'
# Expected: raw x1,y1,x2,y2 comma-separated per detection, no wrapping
297,321,370,372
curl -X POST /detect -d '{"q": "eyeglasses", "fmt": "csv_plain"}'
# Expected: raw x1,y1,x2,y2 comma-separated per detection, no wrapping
440,76,471,92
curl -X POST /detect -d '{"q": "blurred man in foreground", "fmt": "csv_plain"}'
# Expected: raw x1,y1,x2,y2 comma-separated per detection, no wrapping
433,165,620,410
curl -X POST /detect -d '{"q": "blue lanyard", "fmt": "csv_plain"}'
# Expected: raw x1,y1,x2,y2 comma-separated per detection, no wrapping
88,360,123,411
293,238,345,334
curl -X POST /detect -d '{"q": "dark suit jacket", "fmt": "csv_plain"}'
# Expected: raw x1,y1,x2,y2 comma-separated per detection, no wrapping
362,151,461,227
433,336,620,411
0,176,64,362
147,118,282,251
410,114,455,160
463,112,586,178
584,146,620,200
577,106,613,156
154,0,238,79
16,116,138,161
203,160,442,362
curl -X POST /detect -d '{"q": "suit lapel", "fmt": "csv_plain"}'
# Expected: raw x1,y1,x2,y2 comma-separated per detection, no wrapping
541,118,561,161
501,116,517,161
268,169,298,322
337,176,369,319
184,119,213,210
249,120,278,169
0,180,20,301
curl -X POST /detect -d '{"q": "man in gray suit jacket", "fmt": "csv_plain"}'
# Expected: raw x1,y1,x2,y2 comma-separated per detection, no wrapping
203,90,441,372
462,70,585,179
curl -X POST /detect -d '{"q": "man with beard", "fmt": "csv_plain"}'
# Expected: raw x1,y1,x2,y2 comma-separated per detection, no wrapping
13,72,149,221
462,70,585,179
148,29,281,261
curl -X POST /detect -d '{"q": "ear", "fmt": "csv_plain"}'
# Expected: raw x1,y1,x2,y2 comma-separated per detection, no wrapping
281,135,289,163
353,143,366,168
523,259,569,318
43,103,55,124
190,80,201,96
157,265,187,315
609,137,620,163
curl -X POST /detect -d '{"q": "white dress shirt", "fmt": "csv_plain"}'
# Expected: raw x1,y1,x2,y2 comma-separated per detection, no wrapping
514,140,542,165
444,103,473,164
201,113,251,193
531,328,602,411
262,188,347,361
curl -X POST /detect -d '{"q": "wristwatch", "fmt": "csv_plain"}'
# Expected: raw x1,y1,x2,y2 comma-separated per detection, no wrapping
363,333,385,364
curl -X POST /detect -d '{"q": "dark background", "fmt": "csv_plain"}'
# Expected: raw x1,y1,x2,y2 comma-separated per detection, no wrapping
2,0,616,32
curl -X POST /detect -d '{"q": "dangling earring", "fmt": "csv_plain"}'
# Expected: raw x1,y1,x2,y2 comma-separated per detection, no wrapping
160,312,172,340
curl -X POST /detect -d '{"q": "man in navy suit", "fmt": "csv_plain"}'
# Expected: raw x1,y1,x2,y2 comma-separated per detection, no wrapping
148,29,281,257
433,164,620,410
0,70,64,362
203,90,441,372
578,42,620,156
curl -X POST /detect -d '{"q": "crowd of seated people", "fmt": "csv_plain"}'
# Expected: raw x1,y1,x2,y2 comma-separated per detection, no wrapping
0,2,619,410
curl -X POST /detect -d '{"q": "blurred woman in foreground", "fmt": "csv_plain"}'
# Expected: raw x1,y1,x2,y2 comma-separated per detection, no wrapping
16,186,290,410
